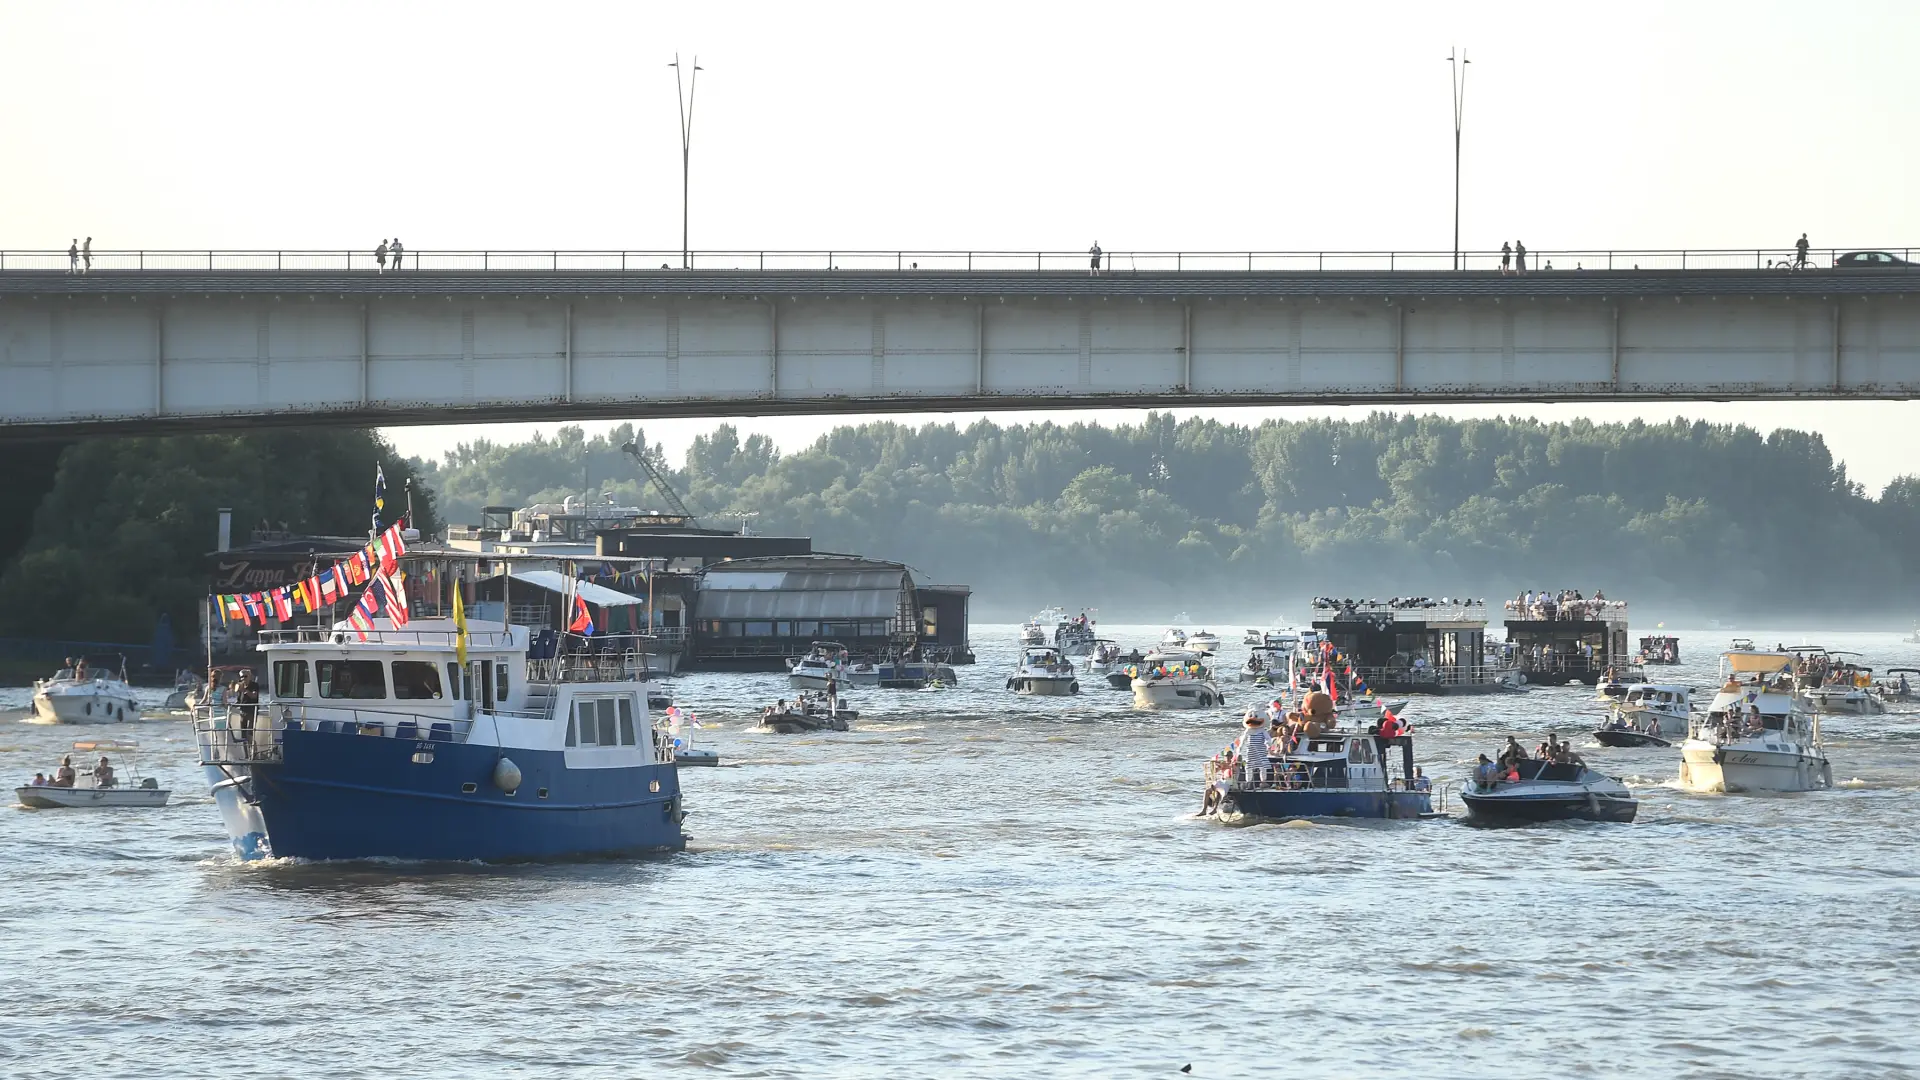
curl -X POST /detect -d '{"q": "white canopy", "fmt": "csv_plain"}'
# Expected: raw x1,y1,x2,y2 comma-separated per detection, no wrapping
509,570,644,607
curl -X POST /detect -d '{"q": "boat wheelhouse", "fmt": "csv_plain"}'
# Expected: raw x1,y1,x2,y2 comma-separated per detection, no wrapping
1502,595,1631,686
194,617,685,861
1309,599,1514,695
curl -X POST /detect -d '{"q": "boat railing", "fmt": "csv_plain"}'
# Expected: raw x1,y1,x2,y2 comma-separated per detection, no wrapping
256,627,521,648
1311,601,1488,623
1500,599,1630,623
194,704,481,764
528,650,667,685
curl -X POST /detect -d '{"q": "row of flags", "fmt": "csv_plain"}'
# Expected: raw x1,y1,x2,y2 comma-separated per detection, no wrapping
215,520,412,640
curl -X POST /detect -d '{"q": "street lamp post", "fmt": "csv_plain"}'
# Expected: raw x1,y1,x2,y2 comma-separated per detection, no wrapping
1447,47,1470,271
669,54,703,270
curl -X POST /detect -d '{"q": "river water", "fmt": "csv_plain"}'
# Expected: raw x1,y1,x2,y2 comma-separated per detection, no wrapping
3,625,1917,1079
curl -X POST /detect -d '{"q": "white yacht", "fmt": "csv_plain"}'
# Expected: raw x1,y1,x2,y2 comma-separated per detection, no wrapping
1159,628,1190,649
786,642,848,691
1802,681,1887,716
1679,649,1832,794
1185,630,1222,654
1006,645,1080,696
1240,629,1264,646
30,656,141,724
1595,684,1692,745
1086,639,1125,674
1131,669,1224,710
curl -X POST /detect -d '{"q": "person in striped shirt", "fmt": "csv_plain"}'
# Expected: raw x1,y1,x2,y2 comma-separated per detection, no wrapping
1238,713,1270,783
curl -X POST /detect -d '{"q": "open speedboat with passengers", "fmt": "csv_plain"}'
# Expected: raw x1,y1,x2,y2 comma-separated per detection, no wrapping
194,617,686,861
760,691,856,733
17,740,170,809
1007,645,1080,696
1679,647,1832,794
1132,667,1224,710
1462,758,1636,824
30,656,142,724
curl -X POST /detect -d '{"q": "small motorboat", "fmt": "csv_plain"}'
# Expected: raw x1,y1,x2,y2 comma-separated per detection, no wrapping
786,642,848,691
1592,726,1670,748
662,706,717,766
1240,629,1264,645
1876,668,1917,704
1132,671,1225,710
1593,684,1691,746
29,656,142,724
1461,758,1637,824
760,692,856,733
1185,630,1221,654
1007,646,1080,696
17,740,170,809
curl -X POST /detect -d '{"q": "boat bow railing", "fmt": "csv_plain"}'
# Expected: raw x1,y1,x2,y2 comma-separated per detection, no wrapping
194,704,479,764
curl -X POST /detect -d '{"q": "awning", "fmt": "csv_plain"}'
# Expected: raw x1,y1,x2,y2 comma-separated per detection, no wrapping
1725,650,1791,674
508,570,644,607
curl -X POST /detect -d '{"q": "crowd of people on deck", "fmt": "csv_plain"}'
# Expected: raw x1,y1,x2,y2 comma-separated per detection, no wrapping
1504,589,1623,621
1310,597,1486,613
1473,733,1585,786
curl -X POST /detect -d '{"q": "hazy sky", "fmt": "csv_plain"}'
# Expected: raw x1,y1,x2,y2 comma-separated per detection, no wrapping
7,1,1917,487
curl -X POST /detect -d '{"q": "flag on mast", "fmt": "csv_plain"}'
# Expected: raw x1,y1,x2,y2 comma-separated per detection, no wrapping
372,464,387,532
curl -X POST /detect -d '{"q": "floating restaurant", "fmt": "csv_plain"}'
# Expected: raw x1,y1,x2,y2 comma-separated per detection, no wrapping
1500,594,1631,686
1308,598,1515,695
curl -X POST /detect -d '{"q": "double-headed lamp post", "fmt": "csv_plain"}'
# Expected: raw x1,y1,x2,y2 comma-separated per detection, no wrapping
669,54,703,270
1447,47,1470,271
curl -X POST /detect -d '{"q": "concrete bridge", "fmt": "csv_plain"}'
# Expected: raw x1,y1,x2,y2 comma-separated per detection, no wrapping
2,247,1917,438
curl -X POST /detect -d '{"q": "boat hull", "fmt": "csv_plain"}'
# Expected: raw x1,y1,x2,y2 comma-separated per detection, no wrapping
29,691,142,724
788,673,832,692
1215,787,1431,823
1461,791,1637,824
205,728,685,861
1678,745,1833,794
1008,676,1078,696
16,786,170,809
1131,681,1223,710
1592,729,1671,748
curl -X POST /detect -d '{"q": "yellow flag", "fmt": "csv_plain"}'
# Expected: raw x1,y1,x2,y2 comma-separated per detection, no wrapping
452,580,469,666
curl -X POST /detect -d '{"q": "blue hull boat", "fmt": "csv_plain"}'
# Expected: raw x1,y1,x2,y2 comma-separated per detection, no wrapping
1215,786,1432,823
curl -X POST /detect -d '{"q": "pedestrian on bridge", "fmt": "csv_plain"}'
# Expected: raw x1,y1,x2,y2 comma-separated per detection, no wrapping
67,239,79,274
391,237,405,270
1795,232,1810,269
1514,241,1527,273
82,237,92,273
376,239,388,272
1089,242,1102,276
1500,241,1512,274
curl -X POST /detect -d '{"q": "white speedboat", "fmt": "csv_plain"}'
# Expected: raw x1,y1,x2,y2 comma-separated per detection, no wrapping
1019,621,1047,646
1006,646,1080,696
786,642,848,691
1132,671,1224,710
16,740,169,808
1240,629,1264,646
1679,649,1832,794
1185,630,1221,654
1594,684,1691,746
1160,628,1189,649
1593,664,1648,703
29,656,141,724
1086,639,1125,674
1802,682,1886,716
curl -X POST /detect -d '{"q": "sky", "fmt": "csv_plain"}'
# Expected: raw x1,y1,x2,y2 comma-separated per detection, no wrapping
6,0,1917,488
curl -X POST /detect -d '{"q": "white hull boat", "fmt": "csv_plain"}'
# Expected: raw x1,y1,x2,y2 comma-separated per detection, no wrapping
17,784,170,809
30,683,142,724
786,641,848,692
1007,644,1079,696
1679,744,1833,793
1185,631,1221,654
1802,685,1886,716
1132,676,1224,710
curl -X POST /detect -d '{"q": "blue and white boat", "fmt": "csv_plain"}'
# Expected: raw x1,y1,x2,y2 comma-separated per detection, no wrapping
194,617,686,861
1201,703,1432,822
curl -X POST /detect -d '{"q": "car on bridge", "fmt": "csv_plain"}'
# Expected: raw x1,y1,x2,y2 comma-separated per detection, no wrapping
1833,251,1915,269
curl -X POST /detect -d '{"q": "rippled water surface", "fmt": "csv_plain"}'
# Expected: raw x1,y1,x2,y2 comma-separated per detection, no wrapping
3,625,1918,1079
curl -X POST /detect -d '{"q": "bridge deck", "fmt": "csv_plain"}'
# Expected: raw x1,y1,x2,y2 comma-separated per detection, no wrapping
3,268,1917,299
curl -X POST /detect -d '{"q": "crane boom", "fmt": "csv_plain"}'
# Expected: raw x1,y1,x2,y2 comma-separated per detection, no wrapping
620,441,699,525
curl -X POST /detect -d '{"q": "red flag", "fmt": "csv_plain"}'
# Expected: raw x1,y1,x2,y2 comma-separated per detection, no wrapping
569,593,595,635
379,570,410,628
305,575,322,612
345,551,369,586
377,522,407,576
272,587,294,621
349,587,379,640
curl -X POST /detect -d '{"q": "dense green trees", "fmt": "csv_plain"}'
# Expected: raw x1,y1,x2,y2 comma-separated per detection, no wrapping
0,430,436,642
4,413,1911,641
415,413,1919,621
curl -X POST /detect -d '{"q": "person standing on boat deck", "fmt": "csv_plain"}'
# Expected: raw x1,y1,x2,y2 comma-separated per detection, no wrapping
825,674,839,714
235,669,260,735
375,240,388,272
390,237,404,270
82,237,92,272
55,756,76,787
1514,241,1527,272
1238,714,1270,783
67,240,79,273
1089,242,1102,276
1500,242,1512,274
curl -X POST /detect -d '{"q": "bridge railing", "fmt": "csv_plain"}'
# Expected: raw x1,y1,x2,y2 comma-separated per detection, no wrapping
1,247,1912,274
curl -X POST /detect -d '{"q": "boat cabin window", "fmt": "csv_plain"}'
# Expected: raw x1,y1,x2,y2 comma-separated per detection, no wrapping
272,659,310,698
619,698,637,745
1348,739,1376,764
317,659,387,700
569,698,636,748
444,662,462,700
495,665,510,706
392,661,444,701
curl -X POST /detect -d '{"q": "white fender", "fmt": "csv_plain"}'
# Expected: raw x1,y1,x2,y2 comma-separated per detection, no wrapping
492,757,523,793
